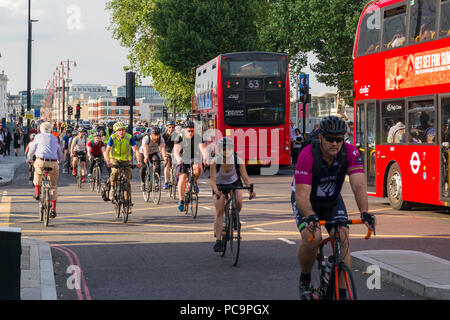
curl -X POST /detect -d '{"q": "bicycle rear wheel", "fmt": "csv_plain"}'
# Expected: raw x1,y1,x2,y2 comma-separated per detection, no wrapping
90,169,95,192
151,172,161,205
43,190,50,227
171,167,177,200
326,262,357,300
229,207,241,266
143,166,152,202
95,167,102,193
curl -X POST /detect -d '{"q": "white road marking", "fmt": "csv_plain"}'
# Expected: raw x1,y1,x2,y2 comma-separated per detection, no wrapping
278,238,296,245
253,227,266,232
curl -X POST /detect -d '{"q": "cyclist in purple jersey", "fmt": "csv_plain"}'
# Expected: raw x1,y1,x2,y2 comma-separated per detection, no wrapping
291,116,375,300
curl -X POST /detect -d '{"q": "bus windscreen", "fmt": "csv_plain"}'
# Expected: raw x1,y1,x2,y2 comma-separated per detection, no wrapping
225,60,280,77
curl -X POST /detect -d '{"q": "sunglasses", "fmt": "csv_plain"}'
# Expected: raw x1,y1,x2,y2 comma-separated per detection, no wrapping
324,135,344,143
186,129,194,133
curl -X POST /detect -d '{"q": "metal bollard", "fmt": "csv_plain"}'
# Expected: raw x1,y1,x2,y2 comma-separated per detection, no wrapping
0,227,22,300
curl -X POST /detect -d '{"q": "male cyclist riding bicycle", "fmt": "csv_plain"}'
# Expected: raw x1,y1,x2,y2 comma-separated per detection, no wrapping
291,116,375,300
162,121,177,190
173,120,208,212
210,137,256,252
87,132,106,179
139,126,167,191
71,127,88,182
104,121,142,202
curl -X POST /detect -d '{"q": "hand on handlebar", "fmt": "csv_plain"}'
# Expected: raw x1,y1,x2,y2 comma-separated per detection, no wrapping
361,212,376,235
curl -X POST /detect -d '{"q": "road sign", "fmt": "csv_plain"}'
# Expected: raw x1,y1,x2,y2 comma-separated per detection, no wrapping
25,110,34,120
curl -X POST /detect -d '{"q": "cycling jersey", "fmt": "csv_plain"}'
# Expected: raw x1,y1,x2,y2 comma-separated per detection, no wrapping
139,135,165,155
163,132,176,153
291,143,364,202
107,133,136,162
175,133,204,163
87,140,105,157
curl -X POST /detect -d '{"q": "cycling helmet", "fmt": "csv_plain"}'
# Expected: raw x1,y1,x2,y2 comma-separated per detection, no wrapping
150,126,161,135
93,132,101,137
113,121,127,132
77,127,84,132
319,116,347,135
72,130,78,135
166,121,176,126
107,121,114,128
184,120,195,128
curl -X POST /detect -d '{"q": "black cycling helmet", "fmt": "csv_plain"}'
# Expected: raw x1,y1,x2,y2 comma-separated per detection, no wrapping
319,116,347,135
184,120,195,128
151,126,161,135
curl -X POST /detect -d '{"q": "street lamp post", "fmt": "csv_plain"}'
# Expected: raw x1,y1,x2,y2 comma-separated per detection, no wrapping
27,0,38,129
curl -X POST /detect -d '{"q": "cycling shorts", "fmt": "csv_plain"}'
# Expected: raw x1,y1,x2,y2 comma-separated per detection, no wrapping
291,191,348,234
74,151,87,162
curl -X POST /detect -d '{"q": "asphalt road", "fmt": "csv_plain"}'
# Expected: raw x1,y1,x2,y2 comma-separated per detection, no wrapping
2,163,449,300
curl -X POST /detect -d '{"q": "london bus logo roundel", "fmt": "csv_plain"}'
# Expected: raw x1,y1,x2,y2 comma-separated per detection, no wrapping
410,152,421,174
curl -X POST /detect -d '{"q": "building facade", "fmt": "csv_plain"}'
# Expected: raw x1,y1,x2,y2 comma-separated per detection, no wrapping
0,71,8,119
87,97,142,124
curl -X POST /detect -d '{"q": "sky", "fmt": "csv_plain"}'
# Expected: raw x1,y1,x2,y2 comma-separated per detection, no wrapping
0,0,336,96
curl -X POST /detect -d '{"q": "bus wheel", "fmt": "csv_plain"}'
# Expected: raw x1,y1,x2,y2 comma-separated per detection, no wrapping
387,163,410,210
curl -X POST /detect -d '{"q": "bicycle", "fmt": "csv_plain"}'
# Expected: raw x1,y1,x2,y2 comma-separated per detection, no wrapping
89,156,103,193
142,159,162,205
75,151,86,190
308,218,375,300
183,162,200,219
111,163,136,223
38,167,53,227
165,153,177,200
216,184,254,266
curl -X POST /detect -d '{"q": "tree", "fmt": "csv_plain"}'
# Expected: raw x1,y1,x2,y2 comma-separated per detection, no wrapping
259,0,366,96
106,0,264,113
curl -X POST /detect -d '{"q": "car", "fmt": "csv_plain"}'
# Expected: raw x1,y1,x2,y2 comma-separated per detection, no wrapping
133,126,147,140
81,120,92,130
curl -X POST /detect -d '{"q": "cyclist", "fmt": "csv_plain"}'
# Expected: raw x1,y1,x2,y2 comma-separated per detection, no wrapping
61,128,73,173
291,116,375,300
210,137,256,252
87,132,106,180
27,122,63,218
162,121,177,190
139,126,167,191
25,133,36,185
70,127,88,182
173,120,208,212
104,121,142,202
104,121,114,143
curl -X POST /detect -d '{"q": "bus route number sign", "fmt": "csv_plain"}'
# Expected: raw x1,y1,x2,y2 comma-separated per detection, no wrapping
247,79,261,89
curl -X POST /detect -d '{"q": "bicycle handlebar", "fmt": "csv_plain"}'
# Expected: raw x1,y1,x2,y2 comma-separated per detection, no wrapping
112,163,138,169
307,219,374,242
216,184,254,200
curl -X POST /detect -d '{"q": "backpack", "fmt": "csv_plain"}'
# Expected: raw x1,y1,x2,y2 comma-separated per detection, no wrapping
298,129,348,178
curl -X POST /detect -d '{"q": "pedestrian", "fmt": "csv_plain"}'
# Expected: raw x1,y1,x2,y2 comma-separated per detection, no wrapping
292,128,303,165
13,127,21,156
290,119,297,165
3,127,12,156
0,125,4,160
23,129,30,153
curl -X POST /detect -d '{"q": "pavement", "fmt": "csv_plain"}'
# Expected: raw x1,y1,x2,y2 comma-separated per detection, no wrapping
0,158,449,299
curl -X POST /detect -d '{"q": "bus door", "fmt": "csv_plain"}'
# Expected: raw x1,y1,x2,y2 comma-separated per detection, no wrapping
439,95,450,201
355,101,377,193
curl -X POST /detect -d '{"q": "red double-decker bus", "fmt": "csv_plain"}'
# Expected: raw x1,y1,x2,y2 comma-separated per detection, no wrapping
353,0,450,209
193,52,291,172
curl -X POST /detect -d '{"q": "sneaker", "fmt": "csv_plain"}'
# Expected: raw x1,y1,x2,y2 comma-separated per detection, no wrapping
140,182,145,191
82,177,86,182
50,210,57,219
213,240,223,252
299,280,313,300
195,184,199,194
33,194,40,201
178,200,185,212
163,182,169,190
72,169,76,176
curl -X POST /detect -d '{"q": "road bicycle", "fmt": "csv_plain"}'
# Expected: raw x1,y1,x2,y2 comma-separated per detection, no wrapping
166,153,177,200
183,163,200,219
111,163,136,224
142,158,162,205
39,167,53,227
217,183,254,266
308,218,375,300
89,156,103,193
75,151,86,190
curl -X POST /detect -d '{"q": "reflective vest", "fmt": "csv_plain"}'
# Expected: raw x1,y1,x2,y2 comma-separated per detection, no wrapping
110,133,132,162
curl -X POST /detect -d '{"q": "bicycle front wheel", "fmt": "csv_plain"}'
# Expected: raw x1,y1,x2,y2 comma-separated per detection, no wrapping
190,183,198,219
229,208,241,266
121,182,131,223
326,262,357,300
95,167,102,193
220,207,230,258
151,172,161,205
171,167,177,200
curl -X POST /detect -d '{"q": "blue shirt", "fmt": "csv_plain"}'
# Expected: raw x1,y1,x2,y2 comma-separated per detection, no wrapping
27,133,63,162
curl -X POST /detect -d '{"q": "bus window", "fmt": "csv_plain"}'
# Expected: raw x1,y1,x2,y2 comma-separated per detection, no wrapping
381,100,405,143
440,0,450,38
226,61,280,77
383,5,407,49
407,100,436,144
410,0,437,43
442,98,450,143
357,10,381,56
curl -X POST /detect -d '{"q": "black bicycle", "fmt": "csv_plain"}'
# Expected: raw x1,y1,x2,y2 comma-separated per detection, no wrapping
89,156,103,193
111,163,136,223
142,159,162,205
308,218,374,300
75,151,86,190
166,153,177,200
39,167,53,227
216,184,254,266
183,163,200,219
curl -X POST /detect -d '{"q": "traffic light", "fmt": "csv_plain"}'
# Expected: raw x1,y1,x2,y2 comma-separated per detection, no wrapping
299,75,311,104
68,106,73,116
75,104,81,119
